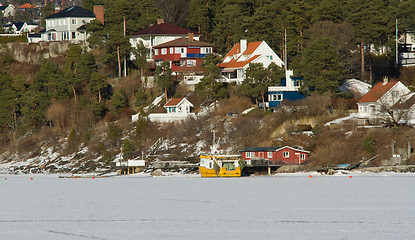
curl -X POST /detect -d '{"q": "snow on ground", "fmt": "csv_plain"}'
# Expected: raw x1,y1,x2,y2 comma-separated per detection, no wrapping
325,115,352,126
0,172,414,240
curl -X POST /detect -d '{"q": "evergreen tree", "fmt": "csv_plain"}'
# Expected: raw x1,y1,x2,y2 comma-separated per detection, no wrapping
299,36,346,94
196,54,229,104
155,61,173,101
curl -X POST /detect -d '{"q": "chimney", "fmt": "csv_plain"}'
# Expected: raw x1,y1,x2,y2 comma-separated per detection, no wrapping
94,5,104,25
383,76,389,84
157,19,164,25
188,32,194,42
240,39,247,54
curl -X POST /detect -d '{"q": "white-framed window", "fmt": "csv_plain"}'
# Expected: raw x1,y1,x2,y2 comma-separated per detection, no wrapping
170,47,174,54
267,152,273,158
175,47,181,53
300,154,306,160
269,94,283,101
154,49,158,55
283,151,289,158
161,48,167,55
187,60,196,67
246,152,252,158
201,47,212,54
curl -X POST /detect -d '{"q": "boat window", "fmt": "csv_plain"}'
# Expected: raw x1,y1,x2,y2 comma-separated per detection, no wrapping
223,162,235,171
209,161,212,168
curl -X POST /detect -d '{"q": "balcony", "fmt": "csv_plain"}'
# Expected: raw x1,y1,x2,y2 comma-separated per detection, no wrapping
186,53,208,58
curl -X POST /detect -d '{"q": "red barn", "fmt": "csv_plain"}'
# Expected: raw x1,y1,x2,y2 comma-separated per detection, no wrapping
239,146,309,165
153,34,215,72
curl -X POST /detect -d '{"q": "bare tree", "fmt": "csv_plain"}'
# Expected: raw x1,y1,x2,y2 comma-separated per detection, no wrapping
379,90,411,126
152,0,190,27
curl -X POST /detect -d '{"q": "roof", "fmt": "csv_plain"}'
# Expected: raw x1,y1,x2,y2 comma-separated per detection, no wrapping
239,146,310,153
13,22,25,31
217,55,261,69
164,97,193,107
0,6,7,10
393,93,415,109
45,6,95,19
153,37,214,48
239,147,280,152
131,22,198,36
19,3,35,8
223,41,262,59
358,81,399,103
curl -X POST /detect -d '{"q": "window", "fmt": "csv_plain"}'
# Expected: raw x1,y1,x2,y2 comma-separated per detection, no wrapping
187,60,196,67
300,154,306,160
269,94,283,101
170,47,174,54
161,48,167,55
267,152,273,158
72,32,75,39
175,47,181,53
246,152,252,158
72,19,77,25
154,49,158,55
283,151,289,158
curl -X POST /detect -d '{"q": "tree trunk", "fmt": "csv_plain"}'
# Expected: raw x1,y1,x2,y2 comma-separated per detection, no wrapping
361,41,365,81
141,68,144,88
72,86,77,105
165,87,168,102
98,90,102,103
262,92,266,112
117,44,121,79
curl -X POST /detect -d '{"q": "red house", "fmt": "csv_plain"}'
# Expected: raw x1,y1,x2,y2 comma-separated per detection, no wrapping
153,34,215,72
239,146,309,165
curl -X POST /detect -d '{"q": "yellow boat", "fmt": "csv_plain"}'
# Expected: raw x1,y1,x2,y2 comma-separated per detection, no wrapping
199,154,243,177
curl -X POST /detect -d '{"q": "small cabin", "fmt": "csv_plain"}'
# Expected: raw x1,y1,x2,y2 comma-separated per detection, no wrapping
240,146,309,165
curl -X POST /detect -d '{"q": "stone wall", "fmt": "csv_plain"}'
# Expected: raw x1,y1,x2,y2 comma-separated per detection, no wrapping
0,42,87,64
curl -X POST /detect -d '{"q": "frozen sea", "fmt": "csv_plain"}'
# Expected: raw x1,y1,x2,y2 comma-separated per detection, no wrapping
0,172,414,240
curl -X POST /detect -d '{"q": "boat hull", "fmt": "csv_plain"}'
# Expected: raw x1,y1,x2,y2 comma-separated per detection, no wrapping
199,166,242,177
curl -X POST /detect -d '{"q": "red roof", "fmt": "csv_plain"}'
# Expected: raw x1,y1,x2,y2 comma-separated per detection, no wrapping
218,55,261,69
165,98,184,106
19,3,35,8
223,41,262,59
153,37,214,48
131,23,198,36
358,81,398,103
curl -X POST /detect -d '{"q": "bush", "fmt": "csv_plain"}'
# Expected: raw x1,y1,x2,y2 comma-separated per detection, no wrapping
363,133,376,154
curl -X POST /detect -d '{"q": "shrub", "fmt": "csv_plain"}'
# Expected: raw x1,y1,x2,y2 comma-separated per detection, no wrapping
363,133,376,154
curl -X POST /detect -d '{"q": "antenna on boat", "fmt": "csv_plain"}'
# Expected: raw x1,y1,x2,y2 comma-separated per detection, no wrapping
211,128,217,155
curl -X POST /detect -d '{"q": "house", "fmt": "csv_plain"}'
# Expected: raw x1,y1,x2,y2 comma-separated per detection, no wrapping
398,30,415,67
239,146,309,165
268,69,305,108
218,39,284,84
3,22,38,34
153,34,214,73
28,6,103,43
148,97,196,123
18,3,36,11
355,79,411,121
130,20,200,60
0,4,16,17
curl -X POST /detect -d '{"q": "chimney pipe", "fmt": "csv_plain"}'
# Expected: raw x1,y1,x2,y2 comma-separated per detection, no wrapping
240,39,247,54
94,5,104,25
188,32,194,42
157,19,164,25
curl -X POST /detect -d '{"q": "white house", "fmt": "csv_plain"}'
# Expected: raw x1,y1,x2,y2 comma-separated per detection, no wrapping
129,20,200,60
355,79,411,122
398,31,415,67
148,97,196,123
267,69,305,108
3,22,38,34
28,6,101,43
218,39,284,84
0,4,16,18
